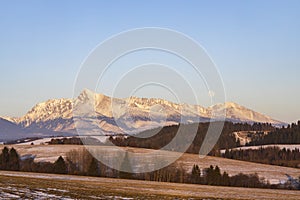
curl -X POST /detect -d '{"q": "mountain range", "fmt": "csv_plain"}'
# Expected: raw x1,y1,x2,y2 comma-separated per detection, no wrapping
0,89,284,142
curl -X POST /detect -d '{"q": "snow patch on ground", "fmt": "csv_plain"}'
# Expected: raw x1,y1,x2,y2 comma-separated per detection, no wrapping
0,192,20,198
16,137,69,145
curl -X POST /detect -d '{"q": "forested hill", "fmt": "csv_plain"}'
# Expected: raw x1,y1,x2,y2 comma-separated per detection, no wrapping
110,122,275,154
247,121,300,146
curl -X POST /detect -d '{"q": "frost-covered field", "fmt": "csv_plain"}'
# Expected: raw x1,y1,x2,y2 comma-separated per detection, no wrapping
1,171,300,200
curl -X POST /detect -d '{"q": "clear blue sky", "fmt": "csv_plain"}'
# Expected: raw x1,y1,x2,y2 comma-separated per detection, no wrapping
0,0,299,123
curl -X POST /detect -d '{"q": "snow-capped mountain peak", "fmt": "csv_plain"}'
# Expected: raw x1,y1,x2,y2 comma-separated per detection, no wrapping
0,90,285,138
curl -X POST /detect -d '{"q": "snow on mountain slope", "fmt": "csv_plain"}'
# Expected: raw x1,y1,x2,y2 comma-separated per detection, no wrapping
15,99,74,134
1,116,19,124
208,102,283,125
18,99,73,125
0,89,285,139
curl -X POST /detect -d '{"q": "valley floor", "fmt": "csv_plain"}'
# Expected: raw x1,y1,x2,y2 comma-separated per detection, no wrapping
1,170,300,200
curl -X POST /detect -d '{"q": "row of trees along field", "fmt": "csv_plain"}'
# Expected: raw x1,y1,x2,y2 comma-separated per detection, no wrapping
222,147,300,168
190,164,266,188
0,147,283,189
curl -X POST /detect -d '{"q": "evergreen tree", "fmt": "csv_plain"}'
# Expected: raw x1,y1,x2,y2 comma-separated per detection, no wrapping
53,156,67,174
9,148,20,171
191,164,200,183
192,164,200,176
214,165,222,185
206,165,215,185
205,165,222,185
0,147,9,170
222,171,230,186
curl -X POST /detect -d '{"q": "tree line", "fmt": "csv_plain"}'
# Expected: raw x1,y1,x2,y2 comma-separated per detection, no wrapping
222,147,300,168
190,164,267,188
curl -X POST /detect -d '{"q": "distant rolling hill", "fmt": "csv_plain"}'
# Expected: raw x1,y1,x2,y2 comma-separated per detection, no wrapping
0,117,26,142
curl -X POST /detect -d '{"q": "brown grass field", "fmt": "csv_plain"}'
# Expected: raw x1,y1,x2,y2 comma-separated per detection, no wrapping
1,170,300,199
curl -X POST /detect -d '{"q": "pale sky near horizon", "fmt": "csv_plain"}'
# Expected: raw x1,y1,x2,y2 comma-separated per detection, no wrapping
0,0,299,123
